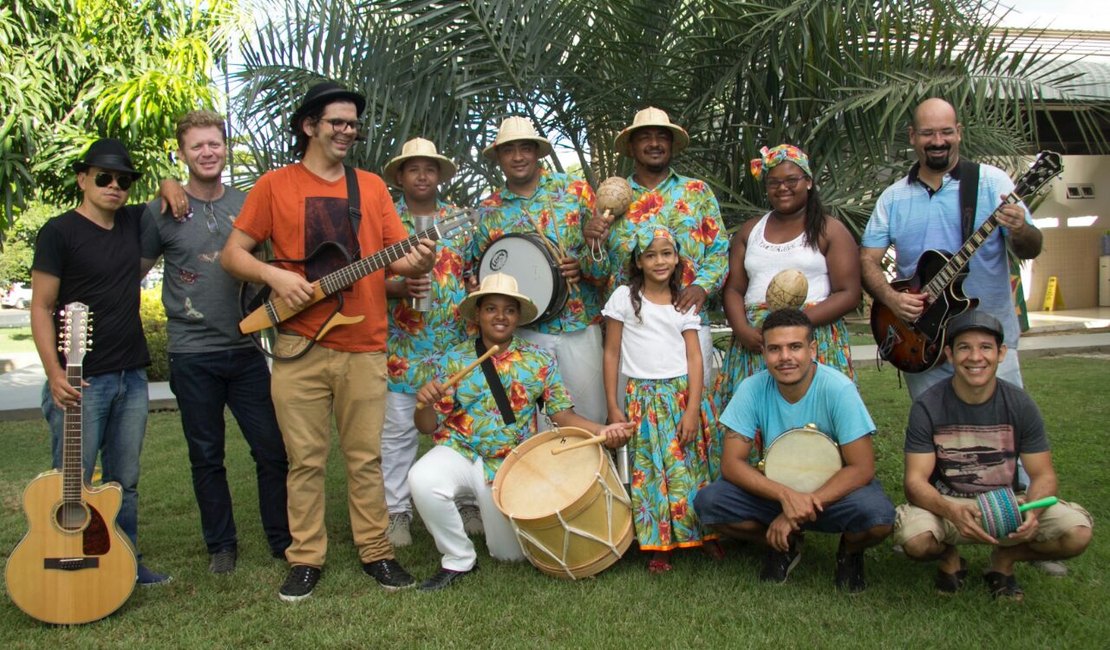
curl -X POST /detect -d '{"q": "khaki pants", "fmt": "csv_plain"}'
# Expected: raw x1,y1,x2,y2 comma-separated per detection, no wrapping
271,334,392,567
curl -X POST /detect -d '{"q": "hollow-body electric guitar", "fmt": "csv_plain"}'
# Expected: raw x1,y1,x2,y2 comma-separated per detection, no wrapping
238,209,476,340
870,151,1063,373
5,302,138,624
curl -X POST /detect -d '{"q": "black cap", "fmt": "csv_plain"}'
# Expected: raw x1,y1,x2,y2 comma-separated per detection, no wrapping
946,310,1004,346
289,81,366,134
71,138,142,179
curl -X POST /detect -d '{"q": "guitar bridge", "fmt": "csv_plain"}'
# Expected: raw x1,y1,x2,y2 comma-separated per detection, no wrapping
44,557,100,571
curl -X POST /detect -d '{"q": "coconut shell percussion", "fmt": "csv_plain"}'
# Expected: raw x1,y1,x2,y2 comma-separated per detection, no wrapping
765,268,809,311
976,487,1059,538
590,177,634,261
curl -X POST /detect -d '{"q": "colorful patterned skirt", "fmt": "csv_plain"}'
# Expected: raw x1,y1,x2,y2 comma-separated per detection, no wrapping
713,302,855,414
625,375,720,551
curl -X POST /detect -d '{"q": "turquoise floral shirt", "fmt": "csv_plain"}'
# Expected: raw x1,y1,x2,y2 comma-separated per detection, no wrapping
431,336,573,482
472,169,607,334
386,198,475,393
605,170,728,324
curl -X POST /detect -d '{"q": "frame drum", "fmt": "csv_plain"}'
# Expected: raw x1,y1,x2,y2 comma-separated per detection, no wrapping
758,425,843,493
478,233,568,324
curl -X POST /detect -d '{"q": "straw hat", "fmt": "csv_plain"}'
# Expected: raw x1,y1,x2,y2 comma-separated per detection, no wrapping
481,116,553,161
382,138,458,187
458,272,539,325
614,107,690,155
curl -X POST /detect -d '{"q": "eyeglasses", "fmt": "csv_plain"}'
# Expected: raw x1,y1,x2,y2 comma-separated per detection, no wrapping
93,172,134,191
203,202,219,234
321,118,363,133
914,128,958,139
766,175,806,190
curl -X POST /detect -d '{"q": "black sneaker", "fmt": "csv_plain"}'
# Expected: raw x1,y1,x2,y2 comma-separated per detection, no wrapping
208,548,238,575
759,538,801,584
984,571,1024,602
834,545,866,593
279,565,321,602
419,564,479,592
362,558,416,591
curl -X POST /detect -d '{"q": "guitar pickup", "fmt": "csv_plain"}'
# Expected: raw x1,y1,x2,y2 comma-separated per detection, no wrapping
44,557,100,571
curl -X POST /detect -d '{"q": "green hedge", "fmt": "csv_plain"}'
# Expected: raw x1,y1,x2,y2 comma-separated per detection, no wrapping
140,287,168,382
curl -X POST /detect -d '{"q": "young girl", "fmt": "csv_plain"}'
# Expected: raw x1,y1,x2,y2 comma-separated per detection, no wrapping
602,226,722,574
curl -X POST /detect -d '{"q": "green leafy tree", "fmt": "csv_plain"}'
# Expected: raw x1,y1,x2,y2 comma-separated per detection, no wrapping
0,0,241,233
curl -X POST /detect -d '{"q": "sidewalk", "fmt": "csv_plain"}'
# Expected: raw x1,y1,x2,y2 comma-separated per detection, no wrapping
1,309,1108,422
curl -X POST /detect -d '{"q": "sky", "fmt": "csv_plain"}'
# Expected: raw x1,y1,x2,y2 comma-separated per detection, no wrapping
998,0,1110,31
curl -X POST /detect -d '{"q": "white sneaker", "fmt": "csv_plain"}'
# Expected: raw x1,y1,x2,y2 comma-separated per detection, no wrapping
387,512,412,548
1032,560,1068,577
458,504,484,536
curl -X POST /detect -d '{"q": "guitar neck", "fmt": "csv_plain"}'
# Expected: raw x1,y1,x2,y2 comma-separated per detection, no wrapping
317,226,439,295
62,363,83,504
920,193,1021,299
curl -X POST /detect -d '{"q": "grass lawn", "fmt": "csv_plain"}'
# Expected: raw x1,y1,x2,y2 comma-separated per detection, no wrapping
0,357,1106,647
0,327,34,354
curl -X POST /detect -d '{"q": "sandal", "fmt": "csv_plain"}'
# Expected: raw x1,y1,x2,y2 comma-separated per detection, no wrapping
702,540,726,561
934,557,968,594
647,553,673,575
983,571,1024,601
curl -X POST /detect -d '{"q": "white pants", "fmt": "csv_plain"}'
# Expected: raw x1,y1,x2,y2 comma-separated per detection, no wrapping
382,391,420,514
518,324,605,423
904,347,1023,401
408,445,524,571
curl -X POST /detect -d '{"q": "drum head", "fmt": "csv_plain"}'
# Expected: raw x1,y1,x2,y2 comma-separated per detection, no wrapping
763,428,842,494
478,233,566,323
494,428,600,519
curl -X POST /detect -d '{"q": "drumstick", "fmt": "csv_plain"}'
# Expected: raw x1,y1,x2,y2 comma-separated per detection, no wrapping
523,212,578,289
416,344,501,409
550,434,607,455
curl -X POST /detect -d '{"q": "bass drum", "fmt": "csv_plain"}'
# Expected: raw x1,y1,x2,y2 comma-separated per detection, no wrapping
478,233,567,324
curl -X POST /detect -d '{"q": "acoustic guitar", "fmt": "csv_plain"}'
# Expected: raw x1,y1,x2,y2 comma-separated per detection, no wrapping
870,151,1063,373
238,209,477,341
5,302,138,624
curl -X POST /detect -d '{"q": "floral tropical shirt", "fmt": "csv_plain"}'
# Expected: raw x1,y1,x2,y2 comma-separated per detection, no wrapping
605,169,728,324
431,336,573,482
386,197,476,393
472,169,607,334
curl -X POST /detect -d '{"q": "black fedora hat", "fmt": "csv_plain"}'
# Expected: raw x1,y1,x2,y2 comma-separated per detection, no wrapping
71,138,142,178
289,81,367,134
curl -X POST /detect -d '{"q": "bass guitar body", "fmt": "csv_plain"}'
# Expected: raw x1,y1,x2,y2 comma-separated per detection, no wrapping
6,470,137,624
869,248,977,374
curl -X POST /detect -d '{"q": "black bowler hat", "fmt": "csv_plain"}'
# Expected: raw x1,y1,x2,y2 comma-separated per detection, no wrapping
946,310,1004,346
71,138,142,179
289,81,366,134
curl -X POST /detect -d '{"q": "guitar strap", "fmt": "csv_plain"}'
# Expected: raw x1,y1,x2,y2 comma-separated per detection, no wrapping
958,158,980,240
475,337,517,426
344,165,362,258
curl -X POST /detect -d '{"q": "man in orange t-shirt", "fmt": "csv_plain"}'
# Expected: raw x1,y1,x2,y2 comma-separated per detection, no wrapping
222,81,435,602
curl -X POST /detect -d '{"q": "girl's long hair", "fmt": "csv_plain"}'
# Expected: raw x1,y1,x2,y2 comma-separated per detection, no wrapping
797,182,828,250
628,249,682,322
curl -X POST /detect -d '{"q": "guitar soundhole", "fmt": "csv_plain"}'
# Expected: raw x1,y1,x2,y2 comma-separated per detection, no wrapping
56,502,89,532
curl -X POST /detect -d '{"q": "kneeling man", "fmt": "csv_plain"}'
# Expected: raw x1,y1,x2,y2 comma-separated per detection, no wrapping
410,273,631,591
892,310,1092,600
694,309,894,592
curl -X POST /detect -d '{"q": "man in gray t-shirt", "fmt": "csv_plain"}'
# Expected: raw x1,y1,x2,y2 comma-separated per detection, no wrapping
141,111,290,574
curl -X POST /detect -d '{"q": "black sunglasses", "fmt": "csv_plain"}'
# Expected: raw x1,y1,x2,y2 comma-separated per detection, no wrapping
93,171,134,191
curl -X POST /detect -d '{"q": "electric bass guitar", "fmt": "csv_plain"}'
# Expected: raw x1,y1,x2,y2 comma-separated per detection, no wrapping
238,209,477,340
5,302,138,624
870,151,1063,373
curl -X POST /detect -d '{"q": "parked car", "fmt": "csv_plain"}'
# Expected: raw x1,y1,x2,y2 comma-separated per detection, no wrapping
2,282,32,309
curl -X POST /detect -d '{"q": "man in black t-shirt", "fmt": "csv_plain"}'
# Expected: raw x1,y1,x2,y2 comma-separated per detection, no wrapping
30,138,171,585
892,310,1092,601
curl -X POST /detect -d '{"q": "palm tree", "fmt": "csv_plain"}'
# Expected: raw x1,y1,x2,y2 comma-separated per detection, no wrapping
234,0,1108,232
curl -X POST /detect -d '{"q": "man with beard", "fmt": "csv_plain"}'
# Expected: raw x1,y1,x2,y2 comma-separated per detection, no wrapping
585,107,727,385
860,98,1042,400
222,82,436,601
694,309,894,592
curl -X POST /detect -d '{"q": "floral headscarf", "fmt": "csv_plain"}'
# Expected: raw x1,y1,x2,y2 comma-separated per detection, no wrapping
631,224,680,257
749,144,812,181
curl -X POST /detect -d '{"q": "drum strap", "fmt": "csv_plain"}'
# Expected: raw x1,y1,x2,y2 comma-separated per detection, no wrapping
475,337,516,425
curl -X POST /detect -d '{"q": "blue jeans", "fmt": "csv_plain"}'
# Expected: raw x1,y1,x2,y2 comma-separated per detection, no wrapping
43,368,149,549
694,479,896,534
169,348,290,555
